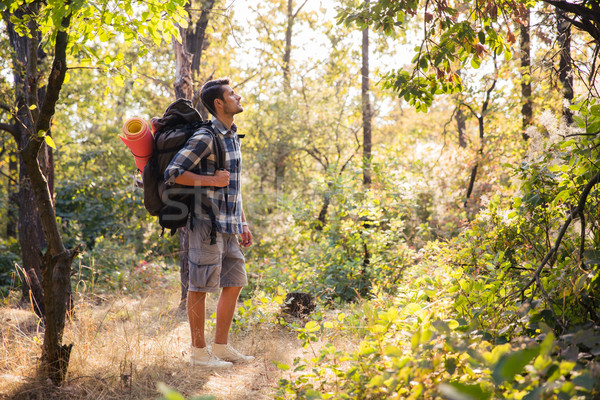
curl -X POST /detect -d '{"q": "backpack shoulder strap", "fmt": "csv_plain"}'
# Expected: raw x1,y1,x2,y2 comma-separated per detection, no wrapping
200,122,226,170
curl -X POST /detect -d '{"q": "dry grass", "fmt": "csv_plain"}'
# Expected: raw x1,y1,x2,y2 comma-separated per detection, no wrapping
0,276,303,400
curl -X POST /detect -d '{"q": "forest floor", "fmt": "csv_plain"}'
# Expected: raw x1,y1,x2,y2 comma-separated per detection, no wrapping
0,276,311,400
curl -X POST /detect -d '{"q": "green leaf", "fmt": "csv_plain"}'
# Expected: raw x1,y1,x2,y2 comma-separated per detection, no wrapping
438,382,491,400
573,372,595,391
305,389,322,399
273,361,290,371
305,321,320,332
492,346,539,384
156,383,187,400
44,135,57,149
513,197,522,208
445,357,457,374
583,250,600,266
478,31,485,44
586,120,600,134
554,189,571,204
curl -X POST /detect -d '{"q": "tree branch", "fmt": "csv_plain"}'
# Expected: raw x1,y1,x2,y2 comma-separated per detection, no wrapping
542,0,600,40
292,0,309,20
0,168,18,185
26,5,71,157
0,122,18,137
521,169,600,295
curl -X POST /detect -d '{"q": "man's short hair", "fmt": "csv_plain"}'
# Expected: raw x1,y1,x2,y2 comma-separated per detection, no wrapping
200,78,231,116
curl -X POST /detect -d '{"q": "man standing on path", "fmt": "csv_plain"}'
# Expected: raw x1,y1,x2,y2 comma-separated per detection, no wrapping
164,78,254,368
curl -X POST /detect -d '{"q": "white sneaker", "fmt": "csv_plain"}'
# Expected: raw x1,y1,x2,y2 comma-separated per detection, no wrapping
190,346,232,368
212,343,255,363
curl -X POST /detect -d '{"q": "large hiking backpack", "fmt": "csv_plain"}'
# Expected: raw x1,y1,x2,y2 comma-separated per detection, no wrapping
142,98,225,236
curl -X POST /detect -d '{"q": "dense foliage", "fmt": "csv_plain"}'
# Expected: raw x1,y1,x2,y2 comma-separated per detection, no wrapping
1,0,600,397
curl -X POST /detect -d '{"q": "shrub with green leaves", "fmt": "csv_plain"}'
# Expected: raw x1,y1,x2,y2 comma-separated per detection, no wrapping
275,248,600,399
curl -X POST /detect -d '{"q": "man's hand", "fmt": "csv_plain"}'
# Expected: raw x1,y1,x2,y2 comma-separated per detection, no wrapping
240,225,253,247
212,169,230,187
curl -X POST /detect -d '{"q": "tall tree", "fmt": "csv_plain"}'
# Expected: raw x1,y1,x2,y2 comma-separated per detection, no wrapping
173,0,217,305
3,4,50,318
361,0,372,187
520,9,533,139
454,71,468,148
462,60,498,213
277,0,308,192
557,8,574,123
283,0,308,90
0,0,187,384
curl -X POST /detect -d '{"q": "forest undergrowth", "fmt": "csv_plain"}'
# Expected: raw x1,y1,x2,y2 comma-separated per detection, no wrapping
2,234,600,399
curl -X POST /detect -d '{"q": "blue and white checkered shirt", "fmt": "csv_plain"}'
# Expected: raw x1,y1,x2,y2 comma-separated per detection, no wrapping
164,118,243,234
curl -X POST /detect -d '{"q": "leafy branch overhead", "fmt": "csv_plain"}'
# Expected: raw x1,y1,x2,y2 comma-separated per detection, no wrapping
337,0,598,110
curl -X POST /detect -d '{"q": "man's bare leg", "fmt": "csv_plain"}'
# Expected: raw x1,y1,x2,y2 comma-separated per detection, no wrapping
187,290,207,348
214,286,242,344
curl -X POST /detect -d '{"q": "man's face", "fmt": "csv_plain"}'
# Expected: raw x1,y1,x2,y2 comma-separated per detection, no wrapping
219,85,243,115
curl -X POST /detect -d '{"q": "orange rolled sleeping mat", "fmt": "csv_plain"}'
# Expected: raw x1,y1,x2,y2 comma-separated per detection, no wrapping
120,117,154,174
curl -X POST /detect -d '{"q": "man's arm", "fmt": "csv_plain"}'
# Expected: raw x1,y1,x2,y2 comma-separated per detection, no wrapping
164,130,215,185
173,169,230,187
240,209,253,247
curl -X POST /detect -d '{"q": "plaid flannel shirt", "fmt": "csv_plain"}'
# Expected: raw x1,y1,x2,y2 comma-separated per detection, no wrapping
164,118,244,234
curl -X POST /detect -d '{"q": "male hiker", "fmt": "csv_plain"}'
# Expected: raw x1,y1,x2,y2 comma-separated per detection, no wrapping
164,78,254,367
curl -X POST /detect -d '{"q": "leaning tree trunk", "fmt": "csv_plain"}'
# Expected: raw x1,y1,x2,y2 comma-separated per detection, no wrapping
7,2,80,384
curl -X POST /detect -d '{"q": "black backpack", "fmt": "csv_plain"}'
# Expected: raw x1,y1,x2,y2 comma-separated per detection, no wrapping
142,99,225,238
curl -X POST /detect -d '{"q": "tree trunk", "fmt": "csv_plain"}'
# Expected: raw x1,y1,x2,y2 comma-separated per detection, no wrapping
5,8,48,318
557,9,574,124
178,227,190,309
361,12,372,187
520,10,533,139
464,70,497,212
465,116,484,208
17,159,46,318
6,150,18,238
283,0,293,90
456,106,467,148
360,0,372,281
172,1,216,303
174,36,194,101
173,32,193,304
186,0,216,81
317,190,331,230
275,154,286,197
455,70,467,148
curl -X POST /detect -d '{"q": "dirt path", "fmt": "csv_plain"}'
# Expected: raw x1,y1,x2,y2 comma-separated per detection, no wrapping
0,286,306,400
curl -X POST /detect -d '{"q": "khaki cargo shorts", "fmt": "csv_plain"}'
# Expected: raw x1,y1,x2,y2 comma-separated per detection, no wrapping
187,219,247,293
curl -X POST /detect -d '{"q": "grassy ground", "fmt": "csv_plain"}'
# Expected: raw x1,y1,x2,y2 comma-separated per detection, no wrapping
0,273,306,400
